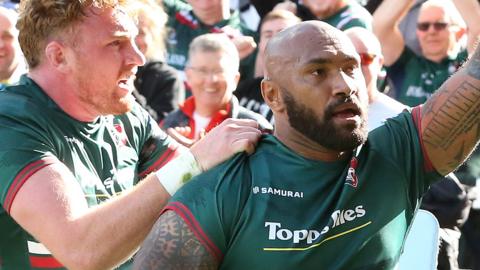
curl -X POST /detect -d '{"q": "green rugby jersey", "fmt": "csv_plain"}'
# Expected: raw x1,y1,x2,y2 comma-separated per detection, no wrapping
387,47,467,106
166,107,441,269
163,0,258,81
0,76,180,269
323,1,372,31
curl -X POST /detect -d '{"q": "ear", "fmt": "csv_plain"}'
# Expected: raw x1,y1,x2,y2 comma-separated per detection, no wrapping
185,67,194,83
233,71,241,85
261,78,284,112
44,41,70,73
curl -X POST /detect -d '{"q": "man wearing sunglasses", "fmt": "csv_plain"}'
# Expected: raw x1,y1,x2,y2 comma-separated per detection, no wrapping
345,27,407,131
373,0,480,107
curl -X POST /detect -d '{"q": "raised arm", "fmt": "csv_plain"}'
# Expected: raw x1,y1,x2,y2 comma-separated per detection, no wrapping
372,0,414,66
133,210,219,269
451,0,480,55
421,45,480,175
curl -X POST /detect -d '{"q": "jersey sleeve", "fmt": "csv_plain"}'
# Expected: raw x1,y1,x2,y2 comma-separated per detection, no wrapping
0,112,59,213
124,102,183,178
368,107,442,195
163,154,251,262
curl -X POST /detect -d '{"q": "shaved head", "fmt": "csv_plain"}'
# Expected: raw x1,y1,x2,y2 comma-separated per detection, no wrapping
344,27,382,56
264,21,357,85
262,21,368,153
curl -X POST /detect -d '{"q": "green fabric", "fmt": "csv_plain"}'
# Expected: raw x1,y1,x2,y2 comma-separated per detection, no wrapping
163,0,258,81
323,2,372,30
0,76,176,269
168,109,441,269
387,47,468,106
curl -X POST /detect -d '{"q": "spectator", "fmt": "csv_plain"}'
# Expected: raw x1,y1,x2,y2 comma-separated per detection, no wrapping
0,6,26,88
235,9,300,125
162,0,258,83
373,0,480,106
344,27,407,130
132,0,185,122
346,26,472,270
229,0,261,31
274,0,372,30
0,1,262,269
133,20,480,269
161,33,272,147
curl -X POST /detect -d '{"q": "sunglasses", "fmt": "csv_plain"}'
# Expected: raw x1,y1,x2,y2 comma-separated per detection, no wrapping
358,53,376,66
416,22,449,32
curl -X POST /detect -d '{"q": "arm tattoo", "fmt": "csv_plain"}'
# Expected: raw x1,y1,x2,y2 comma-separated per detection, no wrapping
133,210,218,270
422,74,480,173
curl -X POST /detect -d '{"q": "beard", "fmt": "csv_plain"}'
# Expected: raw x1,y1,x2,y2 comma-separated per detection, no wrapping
281,88,368,151
75,72,134,116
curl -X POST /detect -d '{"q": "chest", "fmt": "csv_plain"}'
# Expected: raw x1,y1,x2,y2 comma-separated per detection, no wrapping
221,160,414,269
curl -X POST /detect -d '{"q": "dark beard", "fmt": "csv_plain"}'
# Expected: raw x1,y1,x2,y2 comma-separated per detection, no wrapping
282,88,367,151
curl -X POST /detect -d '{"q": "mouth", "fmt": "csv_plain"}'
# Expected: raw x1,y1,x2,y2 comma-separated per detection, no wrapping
331,103,362,123
204,88,217,93
117,75,136,94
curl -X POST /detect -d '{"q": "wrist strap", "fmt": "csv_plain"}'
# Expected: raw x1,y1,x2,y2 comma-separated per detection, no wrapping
155,150,202,196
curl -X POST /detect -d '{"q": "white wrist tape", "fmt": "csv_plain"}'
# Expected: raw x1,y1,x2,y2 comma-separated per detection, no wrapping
156,150,202,196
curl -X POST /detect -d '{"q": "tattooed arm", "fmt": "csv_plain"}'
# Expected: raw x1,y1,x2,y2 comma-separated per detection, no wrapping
133,210,219,270
421,47,480,176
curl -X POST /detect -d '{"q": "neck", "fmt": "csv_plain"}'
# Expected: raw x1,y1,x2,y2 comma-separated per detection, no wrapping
273,120,351,162
29,69,99,122
424,53,445,63
195,6,230,25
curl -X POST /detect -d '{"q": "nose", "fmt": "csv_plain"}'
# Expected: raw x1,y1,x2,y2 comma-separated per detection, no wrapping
204,72,221,82
126,41,146,67
331,70,357,98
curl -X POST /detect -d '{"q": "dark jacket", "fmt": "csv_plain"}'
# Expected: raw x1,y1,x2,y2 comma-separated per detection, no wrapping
134,61,185,122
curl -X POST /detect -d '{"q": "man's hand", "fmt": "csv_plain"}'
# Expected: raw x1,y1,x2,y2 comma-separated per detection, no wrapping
221,26,257,60
190,118,262,171
274,0,297,14
166,127,206,148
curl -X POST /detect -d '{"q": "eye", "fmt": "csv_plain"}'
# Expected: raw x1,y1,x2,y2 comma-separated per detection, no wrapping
1,33,13,41
342,63,358,76
312,68,326,77
109,40,122,47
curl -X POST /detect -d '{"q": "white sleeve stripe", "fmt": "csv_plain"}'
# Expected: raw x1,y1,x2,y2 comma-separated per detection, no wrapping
28,241,52,255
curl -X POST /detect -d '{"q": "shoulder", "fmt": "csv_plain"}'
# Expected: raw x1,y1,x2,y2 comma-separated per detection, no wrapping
0,84,56,130
172,152,251,200
387,46,418,68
